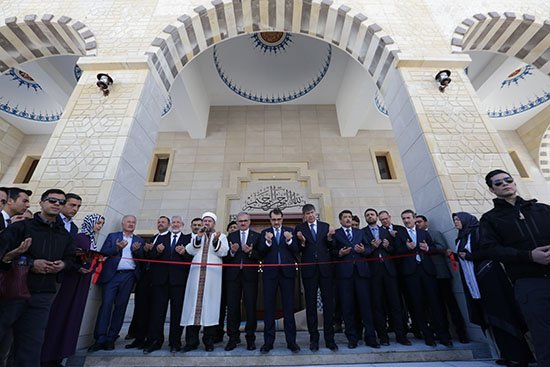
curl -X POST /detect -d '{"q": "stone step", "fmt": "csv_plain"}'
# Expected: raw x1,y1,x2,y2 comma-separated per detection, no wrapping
67,331,492,367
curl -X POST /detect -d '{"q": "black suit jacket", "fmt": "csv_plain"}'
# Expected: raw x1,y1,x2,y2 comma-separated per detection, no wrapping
394,226,437,276
294,221,334,278
257,226,299,279
332,227,373,279
149,232,193,286
362,225,397,276
224,229,260,281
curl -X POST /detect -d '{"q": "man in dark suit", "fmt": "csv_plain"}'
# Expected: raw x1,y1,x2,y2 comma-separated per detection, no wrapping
59,193,82,239
126,216,170,349
294,204,337,352
257,208,300,354
88,215,144,351
144,215,193,353
395,210,451,347
333,209,379,349
415,215,468,343
362,208,411,346
1,187,31,230
224,212,260,351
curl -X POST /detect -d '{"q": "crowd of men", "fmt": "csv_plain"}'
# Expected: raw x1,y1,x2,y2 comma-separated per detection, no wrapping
0,168,549,367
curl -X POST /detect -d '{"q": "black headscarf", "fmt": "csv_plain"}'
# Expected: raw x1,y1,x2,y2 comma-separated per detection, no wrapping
452,211,479,252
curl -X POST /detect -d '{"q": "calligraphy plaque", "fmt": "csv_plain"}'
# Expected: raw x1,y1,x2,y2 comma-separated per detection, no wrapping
242,185,306,211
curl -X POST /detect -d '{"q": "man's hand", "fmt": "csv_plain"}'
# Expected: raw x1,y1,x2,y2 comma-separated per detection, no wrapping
382,238,390,249
265,232,273,244
212,231,221,242
283,231,292,242
51,260,65,273
132,242,141,251
339,246,352,257
296,231,306,247
175,245,186,255
406,239,416,250
371,239,381,248
156,243,165,253
354,243,365,253
230,242,240,253
78,267,91,274
2,238,32,262
419,240,429,252
116,239,128,250
242,243,252,254
144,242,154,252
31,259,54,274
327,226,335,241
531,245,550,265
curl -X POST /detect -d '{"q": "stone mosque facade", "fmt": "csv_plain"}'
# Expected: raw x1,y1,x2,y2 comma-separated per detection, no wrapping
0,0,548,348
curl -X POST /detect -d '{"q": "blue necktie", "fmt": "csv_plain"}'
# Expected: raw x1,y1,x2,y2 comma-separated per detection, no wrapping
171,234,177,250
346,228,353,242
275,228,281,264
371,226,379,240
310,223,317,241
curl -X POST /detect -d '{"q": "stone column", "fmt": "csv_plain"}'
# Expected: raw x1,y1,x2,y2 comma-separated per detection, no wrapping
0,119,24,180
382,54,525,342
27,55,166,347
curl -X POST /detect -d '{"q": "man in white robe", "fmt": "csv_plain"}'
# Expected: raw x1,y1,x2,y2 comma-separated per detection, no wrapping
181,212,228,352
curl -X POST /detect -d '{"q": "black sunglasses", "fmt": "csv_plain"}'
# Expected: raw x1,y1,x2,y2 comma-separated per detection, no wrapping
44,197,67,205
492,176,514,187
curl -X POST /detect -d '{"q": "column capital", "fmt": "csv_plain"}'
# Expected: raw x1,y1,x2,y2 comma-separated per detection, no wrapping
77,55,152,72
394,53,471,69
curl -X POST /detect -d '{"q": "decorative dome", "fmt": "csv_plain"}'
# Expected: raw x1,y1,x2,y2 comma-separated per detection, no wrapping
213,32,331,104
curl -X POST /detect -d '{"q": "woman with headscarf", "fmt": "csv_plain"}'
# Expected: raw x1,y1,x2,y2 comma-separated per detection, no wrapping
41,213,105,367
453,212,534,367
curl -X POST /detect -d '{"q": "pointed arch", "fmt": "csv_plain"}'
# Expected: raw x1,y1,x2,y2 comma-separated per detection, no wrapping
146,0,401,93
0,14,97,73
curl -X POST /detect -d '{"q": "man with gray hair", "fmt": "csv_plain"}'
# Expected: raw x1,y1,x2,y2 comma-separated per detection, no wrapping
224,212,261,351
144,215,193,353
88,215,144,352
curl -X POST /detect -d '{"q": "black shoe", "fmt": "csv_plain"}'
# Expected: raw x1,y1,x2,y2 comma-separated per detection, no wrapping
182,344,198,352
88,342,104,352
169,345,181,353
104,341,115,350
458,334,470,344
347,340,357,349
440,340,453,348
309,341,319,351
260,344,273,354
396,337,412,346
380,339,390,346
287,343,300,353
425,338,436,347
143,342,162,354
326,341,338,352
125,339,146,349
205,344,214,352
225,340,238,351
246,341,256,351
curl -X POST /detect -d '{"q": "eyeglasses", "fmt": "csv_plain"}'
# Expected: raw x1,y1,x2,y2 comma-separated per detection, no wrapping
492,176,514,187
43,197,66,205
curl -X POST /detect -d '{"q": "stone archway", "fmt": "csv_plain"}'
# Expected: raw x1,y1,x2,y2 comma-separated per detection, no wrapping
451,12,550,180
0,14,97,72
146,0,401,94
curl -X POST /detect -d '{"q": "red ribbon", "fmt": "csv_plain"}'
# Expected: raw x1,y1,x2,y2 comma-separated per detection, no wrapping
449,252,458,272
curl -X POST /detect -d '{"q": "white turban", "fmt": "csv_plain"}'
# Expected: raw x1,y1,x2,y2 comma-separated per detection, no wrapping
201,211,217,223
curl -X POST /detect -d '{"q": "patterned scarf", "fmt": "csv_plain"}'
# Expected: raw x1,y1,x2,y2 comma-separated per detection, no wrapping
80,213,105,250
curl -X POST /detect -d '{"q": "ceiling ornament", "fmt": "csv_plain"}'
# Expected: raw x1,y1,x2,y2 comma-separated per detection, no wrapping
161,96,172,117
501,64,533,88
0,68,63,123
213,32,331,104
251,32,293,54
6,68,42,92
487,90,550,118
